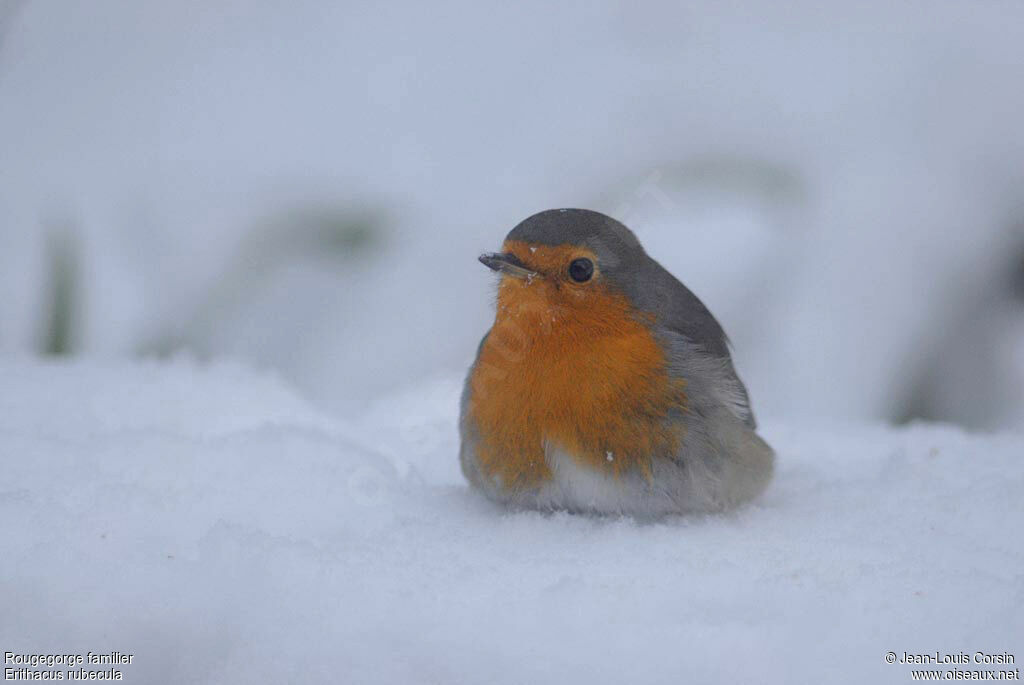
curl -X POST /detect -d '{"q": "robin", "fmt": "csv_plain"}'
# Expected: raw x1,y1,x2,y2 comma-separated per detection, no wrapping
459,208,774,516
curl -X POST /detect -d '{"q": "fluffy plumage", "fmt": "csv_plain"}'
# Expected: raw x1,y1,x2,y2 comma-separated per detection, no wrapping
460,209,773,516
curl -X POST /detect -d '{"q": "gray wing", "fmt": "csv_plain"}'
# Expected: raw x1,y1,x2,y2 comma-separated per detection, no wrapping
629,259,757,429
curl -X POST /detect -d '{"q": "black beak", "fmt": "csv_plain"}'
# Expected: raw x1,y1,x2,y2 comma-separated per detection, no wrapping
478,252,540,280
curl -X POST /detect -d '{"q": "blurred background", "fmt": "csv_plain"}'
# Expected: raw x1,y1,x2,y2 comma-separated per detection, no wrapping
2,0,1023,430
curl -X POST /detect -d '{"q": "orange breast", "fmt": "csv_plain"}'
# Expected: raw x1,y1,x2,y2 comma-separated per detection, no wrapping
467,255,687,492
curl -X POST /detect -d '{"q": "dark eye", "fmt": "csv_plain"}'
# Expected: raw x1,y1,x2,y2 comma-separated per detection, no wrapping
568,258,594,283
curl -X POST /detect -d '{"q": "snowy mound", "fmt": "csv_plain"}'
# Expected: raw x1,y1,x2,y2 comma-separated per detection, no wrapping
2,360,1021,683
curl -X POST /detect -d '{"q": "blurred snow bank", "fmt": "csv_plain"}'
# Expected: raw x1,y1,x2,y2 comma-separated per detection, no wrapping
2,1,1024,428
2,360,1022,683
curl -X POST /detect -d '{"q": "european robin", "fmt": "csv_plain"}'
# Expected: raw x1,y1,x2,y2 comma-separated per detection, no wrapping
459,209,774,516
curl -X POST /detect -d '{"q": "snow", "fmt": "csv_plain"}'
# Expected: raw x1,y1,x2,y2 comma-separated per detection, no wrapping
3,359,1021,683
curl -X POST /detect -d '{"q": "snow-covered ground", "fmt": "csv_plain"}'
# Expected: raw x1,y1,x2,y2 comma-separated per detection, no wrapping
3,359,1021,683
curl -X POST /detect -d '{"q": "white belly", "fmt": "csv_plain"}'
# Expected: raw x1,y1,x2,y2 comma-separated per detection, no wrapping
528,447,688,518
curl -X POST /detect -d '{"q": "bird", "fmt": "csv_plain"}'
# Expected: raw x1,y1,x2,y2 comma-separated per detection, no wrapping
459,208,774,516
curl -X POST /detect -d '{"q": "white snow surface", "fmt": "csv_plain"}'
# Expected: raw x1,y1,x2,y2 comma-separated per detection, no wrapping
2,359,1022,683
